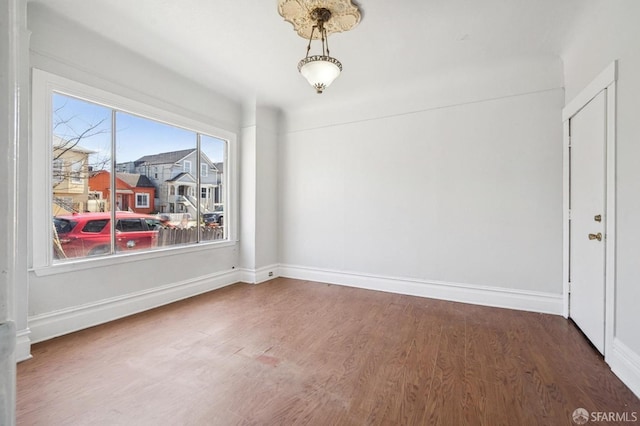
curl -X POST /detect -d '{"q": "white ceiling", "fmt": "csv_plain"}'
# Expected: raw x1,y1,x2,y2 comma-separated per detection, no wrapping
28,0,594,111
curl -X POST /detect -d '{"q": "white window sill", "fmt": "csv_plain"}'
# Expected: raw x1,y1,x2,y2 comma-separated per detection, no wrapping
30,239,237,277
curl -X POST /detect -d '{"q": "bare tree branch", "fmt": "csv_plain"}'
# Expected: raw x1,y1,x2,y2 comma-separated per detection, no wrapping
53,118,108,160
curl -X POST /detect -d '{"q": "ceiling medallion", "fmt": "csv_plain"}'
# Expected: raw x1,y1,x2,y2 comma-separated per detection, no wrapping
278,0,362,39
278,0,361,94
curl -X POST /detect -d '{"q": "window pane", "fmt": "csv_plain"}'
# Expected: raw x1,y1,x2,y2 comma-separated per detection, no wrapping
200,134,226,241
114,111,198,248
52,93,112,261
116,219,144,232
53,218,76,234
82,219,108,233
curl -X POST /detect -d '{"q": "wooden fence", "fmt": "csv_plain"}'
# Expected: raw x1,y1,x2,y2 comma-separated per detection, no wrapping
157,226,224,246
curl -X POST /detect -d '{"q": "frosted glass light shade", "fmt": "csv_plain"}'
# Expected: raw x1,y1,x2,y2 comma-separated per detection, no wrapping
298,55,342,94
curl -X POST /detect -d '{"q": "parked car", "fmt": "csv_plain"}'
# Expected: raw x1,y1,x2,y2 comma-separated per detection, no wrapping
53,212,159,259
202,206,224,226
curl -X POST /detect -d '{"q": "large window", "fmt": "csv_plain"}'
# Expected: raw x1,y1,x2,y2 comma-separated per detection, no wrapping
33,70,236,268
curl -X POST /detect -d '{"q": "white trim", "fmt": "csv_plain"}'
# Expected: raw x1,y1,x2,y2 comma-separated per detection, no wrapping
605,81,617,361
610,338,640,399
31,69,54,269
562,60,617,359
28,269,241,344
279,264,563,315
15,329,32,363
562,119,570,319
562,61,617,121
239,264,280,284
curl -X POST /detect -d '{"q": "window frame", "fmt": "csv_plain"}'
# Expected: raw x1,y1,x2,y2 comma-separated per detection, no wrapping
31,69,238,274
135,192,150,208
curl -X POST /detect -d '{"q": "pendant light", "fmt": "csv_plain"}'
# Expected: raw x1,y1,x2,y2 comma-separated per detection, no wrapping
297,8,342,94
278,0,361,94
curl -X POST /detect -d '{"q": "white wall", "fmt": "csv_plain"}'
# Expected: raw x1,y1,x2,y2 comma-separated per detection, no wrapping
280,56,565,312
24,5,243,346
562,0,640,395
239,122,257,272
28,4,240,131
239,104,280,282
255,106,280,270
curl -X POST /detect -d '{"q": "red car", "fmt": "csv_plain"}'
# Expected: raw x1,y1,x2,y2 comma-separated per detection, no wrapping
54,212,160,259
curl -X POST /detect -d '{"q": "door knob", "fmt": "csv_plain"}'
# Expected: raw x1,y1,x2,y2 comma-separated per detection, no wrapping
588,233,602,241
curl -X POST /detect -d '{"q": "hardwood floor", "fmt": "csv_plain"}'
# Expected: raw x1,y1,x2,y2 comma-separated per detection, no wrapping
17,278,640,425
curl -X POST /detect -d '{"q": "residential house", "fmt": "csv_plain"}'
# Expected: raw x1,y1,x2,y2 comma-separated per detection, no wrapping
117,149,223,215
88,170,156,214
52,136,94,215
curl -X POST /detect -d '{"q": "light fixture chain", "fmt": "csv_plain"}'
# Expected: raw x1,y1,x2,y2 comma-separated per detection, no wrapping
323,27,330,56
305,25,317,59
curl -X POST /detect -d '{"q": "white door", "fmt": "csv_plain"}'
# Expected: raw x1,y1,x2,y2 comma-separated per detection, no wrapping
569,90,607,354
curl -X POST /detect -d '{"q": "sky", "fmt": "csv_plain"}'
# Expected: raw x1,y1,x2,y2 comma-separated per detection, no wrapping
53,93,226,169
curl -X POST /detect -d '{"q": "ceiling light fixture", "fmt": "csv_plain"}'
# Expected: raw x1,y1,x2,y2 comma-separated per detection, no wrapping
278,0,361,94
298,8,341,94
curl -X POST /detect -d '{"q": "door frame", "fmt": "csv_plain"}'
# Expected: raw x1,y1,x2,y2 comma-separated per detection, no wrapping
562,61,617,359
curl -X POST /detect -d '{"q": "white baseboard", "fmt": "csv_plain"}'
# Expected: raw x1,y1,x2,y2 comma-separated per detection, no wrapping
239,264,280,284
16,328,32,362
279,264,563,315
609,338,640,399
28,269,241,345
